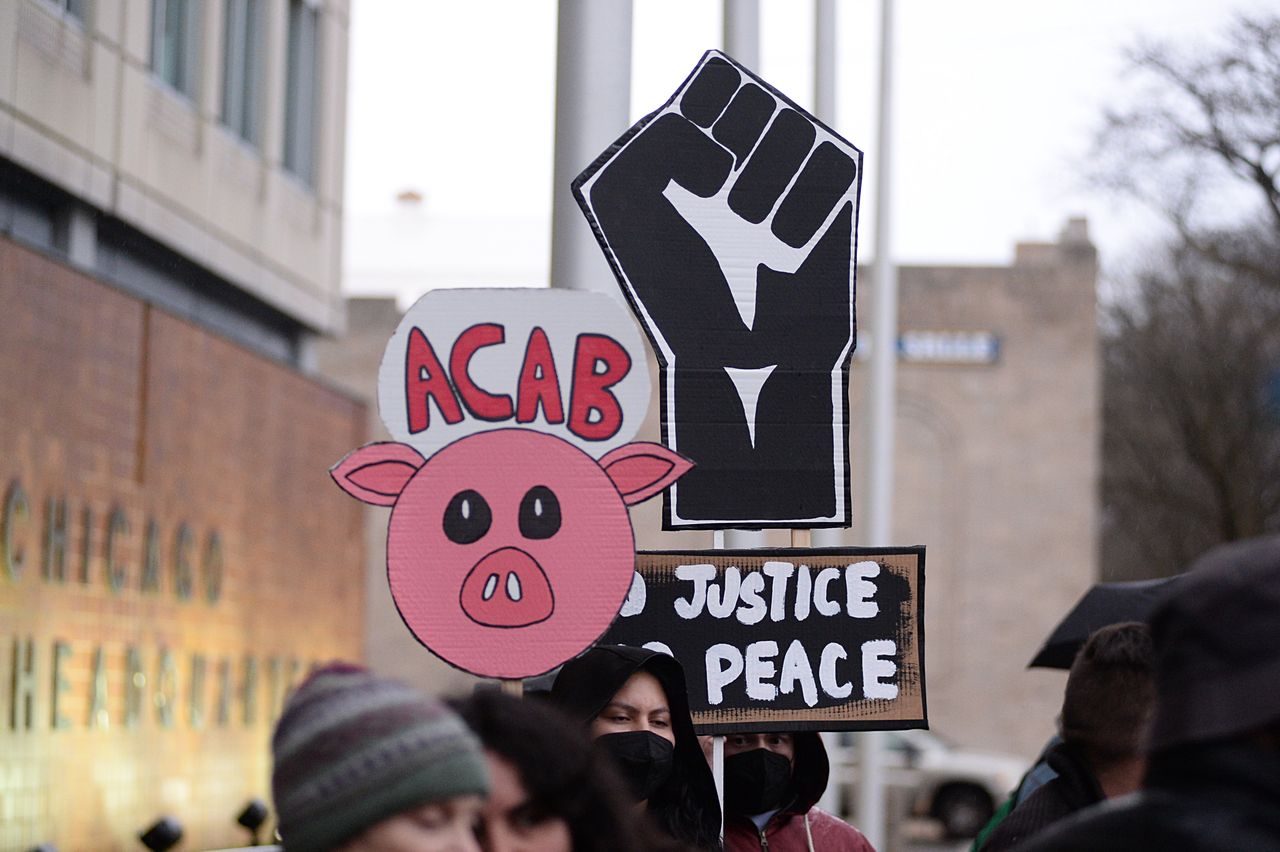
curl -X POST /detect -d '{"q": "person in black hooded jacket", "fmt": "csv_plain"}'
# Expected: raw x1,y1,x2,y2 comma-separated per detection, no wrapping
980,622,1155,851
721,731,873,852
549,645,722,851
1022,534,1280,851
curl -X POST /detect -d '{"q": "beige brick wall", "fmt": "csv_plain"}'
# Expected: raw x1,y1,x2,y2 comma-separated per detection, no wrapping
860,226,1100,757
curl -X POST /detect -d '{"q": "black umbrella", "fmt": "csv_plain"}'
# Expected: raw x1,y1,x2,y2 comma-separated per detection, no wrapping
1028,576,1181,669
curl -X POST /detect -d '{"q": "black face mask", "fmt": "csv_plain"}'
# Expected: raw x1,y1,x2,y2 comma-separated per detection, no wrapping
595,730,676,801
725,748,794,815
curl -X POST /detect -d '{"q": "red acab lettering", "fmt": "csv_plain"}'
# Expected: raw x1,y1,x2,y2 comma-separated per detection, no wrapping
450,323,515,421
568,334,631,441
515,327,565,425
407,325,627,435
406,327,464,434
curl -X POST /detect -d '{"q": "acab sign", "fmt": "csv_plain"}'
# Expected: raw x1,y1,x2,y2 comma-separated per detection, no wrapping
337,287,685,679
378,289,652,458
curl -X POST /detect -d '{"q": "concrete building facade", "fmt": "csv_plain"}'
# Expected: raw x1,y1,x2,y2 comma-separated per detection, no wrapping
0,1,357,848
0,0,348,352
854,218,1099,758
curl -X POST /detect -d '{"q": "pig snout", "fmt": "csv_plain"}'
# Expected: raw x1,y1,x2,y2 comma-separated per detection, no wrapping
459,547,555,628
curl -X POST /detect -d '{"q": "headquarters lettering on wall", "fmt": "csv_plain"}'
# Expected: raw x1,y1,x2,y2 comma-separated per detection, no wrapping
5,639,317,732
2,475,308,732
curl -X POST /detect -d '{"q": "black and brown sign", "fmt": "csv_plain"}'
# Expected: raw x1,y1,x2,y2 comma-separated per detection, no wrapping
602,547,926,734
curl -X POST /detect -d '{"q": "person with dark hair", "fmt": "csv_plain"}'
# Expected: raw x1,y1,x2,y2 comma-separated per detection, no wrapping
452,688,662,852
721,731,874,852
271,662,489,852
980,622,1155,851
1024,533,1280,851
549,645,722,850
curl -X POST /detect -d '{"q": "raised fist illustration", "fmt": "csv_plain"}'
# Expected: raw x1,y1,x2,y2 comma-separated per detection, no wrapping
574,51,863,529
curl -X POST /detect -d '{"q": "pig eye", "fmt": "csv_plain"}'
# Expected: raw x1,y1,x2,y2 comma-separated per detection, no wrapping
443,490,492,544
519,486,561,540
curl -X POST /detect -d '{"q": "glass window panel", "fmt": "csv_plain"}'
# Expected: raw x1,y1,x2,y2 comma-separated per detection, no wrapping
283,0,320,185
151,0,201,99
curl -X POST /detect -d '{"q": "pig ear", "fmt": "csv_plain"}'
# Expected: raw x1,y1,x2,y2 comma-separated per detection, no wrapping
330,442,426,507
599,443,694,506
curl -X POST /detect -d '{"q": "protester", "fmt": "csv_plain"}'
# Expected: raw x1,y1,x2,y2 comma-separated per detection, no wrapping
721,731,874,852
1024,534,1280,851
453,688,663,852
271,662,489,852
549,645,722,850
979,622,1155,850
970,735,1062,851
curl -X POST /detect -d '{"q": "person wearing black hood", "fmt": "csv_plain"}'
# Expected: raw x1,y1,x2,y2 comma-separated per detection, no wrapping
1022,533,1280,851
549,645,722,851
721,731,873,852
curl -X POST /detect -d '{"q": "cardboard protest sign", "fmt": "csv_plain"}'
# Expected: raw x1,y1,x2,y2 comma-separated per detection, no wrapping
331,289,692,679
377,289,652,457
602,548,925,733
574,51,864,530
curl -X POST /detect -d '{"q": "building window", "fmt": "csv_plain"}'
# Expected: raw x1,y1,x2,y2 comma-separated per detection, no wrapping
283,0,320,186
221,0,264,146
41,0,87,21
151,0,201,99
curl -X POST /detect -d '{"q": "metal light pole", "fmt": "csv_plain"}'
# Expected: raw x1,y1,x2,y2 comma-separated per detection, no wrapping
811,0,843,559
808,0,849,818
549,0,633,293
722,0,764,552
723,0,760,68
813,0,836,125
858,1,899,848
809,0,847,818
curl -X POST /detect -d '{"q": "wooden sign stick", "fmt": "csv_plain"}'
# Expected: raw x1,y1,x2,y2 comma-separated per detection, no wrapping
711,527,727,839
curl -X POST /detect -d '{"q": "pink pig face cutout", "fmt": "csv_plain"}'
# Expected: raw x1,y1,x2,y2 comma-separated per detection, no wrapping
331,429,692,678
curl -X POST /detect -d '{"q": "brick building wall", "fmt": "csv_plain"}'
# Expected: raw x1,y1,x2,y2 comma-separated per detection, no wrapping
0,238,367,851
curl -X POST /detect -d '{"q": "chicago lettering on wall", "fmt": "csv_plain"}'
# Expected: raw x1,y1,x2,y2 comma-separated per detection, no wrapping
602,547,926,734
575,51,864,529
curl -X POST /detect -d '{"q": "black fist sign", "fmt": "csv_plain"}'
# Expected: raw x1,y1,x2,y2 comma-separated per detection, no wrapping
574,51,863,529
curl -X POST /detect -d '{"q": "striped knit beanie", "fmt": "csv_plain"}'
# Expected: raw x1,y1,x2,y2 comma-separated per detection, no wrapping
271,663,489,852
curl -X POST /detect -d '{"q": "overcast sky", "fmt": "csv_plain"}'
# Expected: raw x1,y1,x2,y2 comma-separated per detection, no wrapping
343,0,1279,304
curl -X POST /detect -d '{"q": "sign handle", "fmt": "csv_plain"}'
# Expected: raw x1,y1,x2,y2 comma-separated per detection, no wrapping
712,734,725,841
790,529,811,548
710,528,726,839
500,678,524,697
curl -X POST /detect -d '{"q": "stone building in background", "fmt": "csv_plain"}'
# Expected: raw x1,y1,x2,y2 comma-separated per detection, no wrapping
857,218,1099,760
0,1,356,848
320,219,1099,766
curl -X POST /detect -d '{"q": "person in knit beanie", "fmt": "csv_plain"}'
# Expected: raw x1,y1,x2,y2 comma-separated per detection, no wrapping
271,662,490,852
